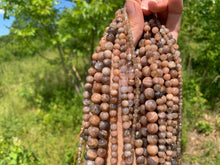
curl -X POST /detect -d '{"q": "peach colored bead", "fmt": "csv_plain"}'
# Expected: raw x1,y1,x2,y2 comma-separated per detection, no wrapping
147,145,158,156
91,93,102,104
146,112,158,123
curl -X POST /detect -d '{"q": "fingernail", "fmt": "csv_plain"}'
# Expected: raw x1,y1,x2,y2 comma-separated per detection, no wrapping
149,0,158,4
141,6,148,10
141,0,149,10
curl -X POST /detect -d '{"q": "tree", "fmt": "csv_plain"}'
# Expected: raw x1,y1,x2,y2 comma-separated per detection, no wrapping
0,0,123,92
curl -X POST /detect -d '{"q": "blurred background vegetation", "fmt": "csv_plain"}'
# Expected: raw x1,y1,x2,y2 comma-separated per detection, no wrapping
0,0,219,164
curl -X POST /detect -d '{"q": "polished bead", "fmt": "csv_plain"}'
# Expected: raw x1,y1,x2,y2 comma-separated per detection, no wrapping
95,157,105,165
147,156,159,165
100,112,109,121
97,148,107,158
105,42,114,50
144,88,155,99
98,138,108,148
145,100,157,111
146,112,158,123
99,121,108,130
143,77,153,87
147,123,158,134
88,127,99,138
87,137,98,149
91,93,102,104
147,135,158,145
91,104,101,115
147,145,158,156
87,149,97,160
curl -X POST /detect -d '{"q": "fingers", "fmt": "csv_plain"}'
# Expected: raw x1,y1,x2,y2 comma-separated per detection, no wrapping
141,0,168,15
148,0,168,13
166,0,183,40
141,0,182,40
125,0,144,46
141,0,152,15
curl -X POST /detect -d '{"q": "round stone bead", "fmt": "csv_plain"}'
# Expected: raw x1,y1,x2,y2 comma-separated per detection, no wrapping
147,145,158,156
91,104,101,115
93,83,102,93
95,62,103,72
101,85,110,94
100,112,109,121
87,149,97,160
91,93,102,104
110,158,117,165
145,100,157,111
98,138,108,148
87,137,98,149
104,50,112,59
95,157,105,165
140,116,147,126
88,127,99,138
102,76,110,85
152,27,159,34
94,72,103,82
141,56,148,66
86,76,94,84
97,148,107,158
147,156,159,165
135,139,143,148
98,130,108,139
105,42,114,50
147,123,158,134
99,121,109,130
146,112,158,123
84,160,95,165
102,67,110,76
85,83,93,91
144,88,155,99
83,114,90,121
143,77,153,87
135,148,144,156
100,103,109,112
147,135,158,145
89,115,100,126
108,27,117,35
136,156,145,164
106,33,115,42
103,59,111,67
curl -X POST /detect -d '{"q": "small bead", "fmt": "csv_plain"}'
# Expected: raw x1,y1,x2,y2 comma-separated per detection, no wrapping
91,93,102,104
87,149,97,160
147,145,158,156
146,112,158,123
147,123,158,134
145,100,157,111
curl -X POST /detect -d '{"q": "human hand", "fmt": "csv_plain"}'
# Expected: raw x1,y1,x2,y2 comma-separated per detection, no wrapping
126,0,183,46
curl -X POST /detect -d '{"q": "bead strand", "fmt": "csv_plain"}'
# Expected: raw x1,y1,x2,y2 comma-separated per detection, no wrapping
79,8,183,165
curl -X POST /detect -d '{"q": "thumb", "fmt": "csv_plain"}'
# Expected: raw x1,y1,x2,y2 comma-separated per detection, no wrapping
141,0,152,15
125,0,144,46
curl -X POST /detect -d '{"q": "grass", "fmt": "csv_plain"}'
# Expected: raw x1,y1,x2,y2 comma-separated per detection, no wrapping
0,51,219,165
0,53,83,164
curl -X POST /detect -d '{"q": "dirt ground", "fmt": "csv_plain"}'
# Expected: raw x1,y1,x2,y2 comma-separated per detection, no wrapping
182,114,220,165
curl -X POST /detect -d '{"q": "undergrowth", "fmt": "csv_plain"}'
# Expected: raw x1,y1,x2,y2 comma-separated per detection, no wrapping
0,54,83,165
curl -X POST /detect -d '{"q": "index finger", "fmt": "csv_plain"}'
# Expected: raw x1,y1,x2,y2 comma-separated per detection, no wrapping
166,0,183,40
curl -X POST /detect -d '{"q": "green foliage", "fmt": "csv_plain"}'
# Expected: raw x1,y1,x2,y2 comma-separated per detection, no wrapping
58,0,123,55
215,120,220,132
179,0,220,107
0,0,220,164
0,55,82,164
196,121,213,135
0,35,44,61
0,136,38,165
